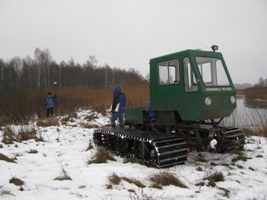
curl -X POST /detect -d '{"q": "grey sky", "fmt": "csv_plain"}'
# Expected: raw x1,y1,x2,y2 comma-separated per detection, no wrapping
1,0,267,84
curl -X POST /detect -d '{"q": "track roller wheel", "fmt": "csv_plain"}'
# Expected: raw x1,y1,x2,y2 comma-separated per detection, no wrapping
133,140,150,160
105,134,117,149
117,137,130,154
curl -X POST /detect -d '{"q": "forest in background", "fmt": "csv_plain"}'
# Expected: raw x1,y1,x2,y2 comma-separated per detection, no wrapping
0,48,143,95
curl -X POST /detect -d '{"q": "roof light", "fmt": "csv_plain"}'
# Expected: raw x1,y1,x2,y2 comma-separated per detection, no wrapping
211,45,218,52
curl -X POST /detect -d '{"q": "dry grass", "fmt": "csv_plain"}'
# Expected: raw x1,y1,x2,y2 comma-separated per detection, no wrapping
203,172,224,187
27,149,38,154
242,128,256,137
195,181,205,187
261,126,267,137
1,128,15,144
121,80,149,107
54,168,72,181
88,147,116,164
59,116,71,125
9,177,24,186
0,80,149,123
19,130,39,141
149,172,187,189
80,123,99,129
242,126,267,137
37,118,59,127
237,87,267,136
218,187,230,197
122,177,146,188
85,140,94,151
244,87,267,101
0,153,16,163
232,155,250,162
107,173,146,189
255,125,267,137
232,152,251,162
108,173,121,185
84,114,99,121
1,127,44,144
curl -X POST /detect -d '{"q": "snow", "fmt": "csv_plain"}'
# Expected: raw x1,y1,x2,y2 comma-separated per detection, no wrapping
1,110,267,200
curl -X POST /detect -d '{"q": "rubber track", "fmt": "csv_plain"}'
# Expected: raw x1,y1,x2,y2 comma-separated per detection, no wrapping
221,127,246,151
93,128,188,168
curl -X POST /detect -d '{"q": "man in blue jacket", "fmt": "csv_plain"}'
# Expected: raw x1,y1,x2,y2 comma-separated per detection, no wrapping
44,92,57,117
110,85,126,128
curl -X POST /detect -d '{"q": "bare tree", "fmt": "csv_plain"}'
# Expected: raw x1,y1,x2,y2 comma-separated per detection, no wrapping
0,49,145,93
34,48,52,89
258,77,265,87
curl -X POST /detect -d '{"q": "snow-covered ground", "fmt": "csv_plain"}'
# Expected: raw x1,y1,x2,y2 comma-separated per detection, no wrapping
0,110,267,200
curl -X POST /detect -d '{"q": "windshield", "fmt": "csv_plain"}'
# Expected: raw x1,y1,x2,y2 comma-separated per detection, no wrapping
195,57,230,86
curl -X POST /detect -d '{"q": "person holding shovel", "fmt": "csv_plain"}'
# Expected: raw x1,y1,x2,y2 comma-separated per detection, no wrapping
43,92,57,117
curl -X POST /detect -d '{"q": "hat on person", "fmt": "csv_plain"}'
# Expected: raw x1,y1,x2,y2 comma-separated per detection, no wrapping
48,92,51,95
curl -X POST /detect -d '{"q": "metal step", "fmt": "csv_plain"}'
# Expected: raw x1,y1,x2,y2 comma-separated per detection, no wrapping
159,154,188,163
157,148,188,156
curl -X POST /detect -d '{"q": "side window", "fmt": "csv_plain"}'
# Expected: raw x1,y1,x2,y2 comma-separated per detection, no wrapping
158,60,179,85
183,57,199,92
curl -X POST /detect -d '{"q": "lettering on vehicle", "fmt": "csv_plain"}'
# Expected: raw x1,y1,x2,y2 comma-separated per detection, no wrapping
206,87,232,91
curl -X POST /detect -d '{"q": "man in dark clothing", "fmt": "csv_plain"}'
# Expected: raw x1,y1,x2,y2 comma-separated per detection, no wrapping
43,92,57,117
110,85,126,128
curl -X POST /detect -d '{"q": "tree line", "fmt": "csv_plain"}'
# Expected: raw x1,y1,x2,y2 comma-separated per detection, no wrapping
255,77,267,87
0,48,144,95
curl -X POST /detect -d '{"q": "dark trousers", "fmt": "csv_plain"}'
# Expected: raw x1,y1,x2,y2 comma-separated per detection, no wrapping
110,112,124,127
46,107,54,117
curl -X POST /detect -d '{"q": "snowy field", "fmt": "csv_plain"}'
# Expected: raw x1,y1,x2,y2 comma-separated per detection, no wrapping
0,110,267,200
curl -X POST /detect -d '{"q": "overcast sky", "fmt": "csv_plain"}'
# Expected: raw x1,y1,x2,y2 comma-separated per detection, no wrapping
1,0,267,84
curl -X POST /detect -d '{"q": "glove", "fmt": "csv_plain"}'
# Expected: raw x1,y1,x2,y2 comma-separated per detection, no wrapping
55,95,57,98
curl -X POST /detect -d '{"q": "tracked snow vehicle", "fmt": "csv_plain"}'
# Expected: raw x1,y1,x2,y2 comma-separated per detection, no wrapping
94,45,245,168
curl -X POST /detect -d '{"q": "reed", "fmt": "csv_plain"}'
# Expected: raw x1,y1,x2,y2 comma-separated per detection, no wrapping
244,87,267,100
0,80,149,124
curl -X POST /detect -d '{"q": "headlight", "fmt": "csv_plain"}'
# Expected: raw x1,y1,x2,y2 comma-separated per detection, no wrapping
205,97,212,106
230,95,236,104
